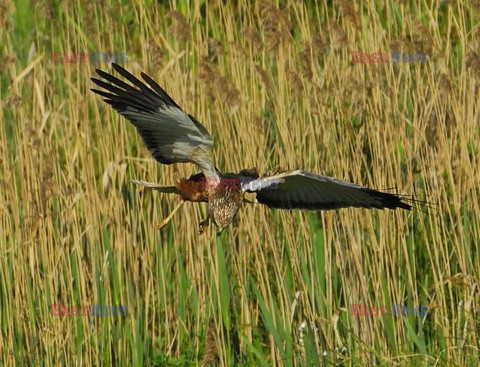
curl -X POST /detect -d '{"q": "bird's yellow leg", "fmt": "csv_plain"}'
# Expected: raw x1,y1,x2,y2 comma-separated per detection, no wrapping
157,201,184,229
198,217,209,235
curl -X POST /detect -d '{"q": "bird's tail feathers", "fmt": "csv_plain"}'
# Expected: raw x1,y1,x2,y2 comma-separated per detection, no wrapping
131,179,179,194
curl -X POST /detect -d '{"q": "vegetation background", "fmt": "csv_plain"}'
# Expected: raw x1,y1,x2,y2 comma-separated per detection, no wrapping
1,0,479,365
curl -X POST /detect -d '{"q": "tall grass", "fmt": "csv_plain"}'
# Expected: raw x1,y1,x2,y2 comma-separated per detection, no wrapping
1,0,479,365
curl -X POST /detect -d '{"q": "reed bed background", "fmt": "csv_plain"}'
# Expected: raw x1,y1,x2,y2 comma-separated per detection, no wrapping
1,0,479,365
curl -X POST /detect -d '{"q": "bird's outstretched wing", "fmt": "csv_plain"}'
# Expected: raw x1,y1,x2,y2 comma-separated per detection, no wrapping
242,170,414,210
91,63,219,181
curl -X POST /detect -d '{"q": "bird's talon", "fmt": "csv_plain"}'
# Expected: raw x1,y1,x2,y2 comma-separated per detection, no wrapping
157,221,168,230
157,201,184,230
198,219,209,235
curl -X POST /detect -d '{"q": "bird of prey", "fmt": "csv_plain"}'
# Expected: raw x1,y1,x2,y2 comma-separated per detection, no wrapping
91,63,421,235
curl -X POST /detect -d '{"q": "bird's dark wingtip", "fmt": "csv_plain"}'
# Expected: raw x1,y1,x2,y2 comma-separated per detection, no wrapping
90,88,105,96
111,62,125,73
399,195,436,213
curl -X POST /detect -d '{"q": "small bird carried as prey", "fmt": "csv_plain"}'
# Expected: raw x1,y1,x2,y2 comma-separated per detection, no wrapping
91,63,421,235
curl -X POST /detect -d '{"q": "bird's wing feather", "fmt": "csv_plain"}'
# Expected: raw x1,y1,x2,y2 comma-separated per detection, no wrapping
243,170,411,210
91,63,219,181
131,179,179,194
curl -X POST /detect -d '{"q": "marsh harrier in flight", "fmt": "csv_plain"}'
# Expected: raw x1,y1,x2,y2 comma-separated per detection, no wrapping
91,64,420,235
